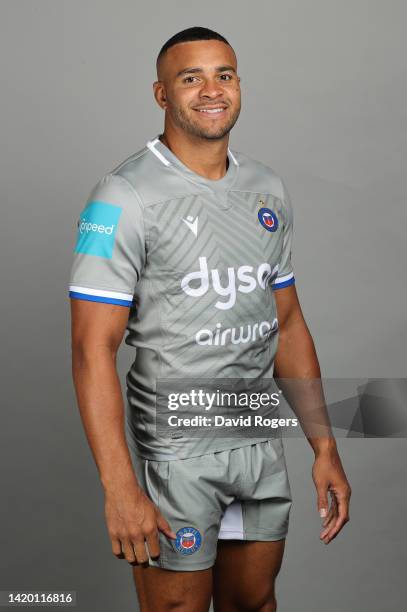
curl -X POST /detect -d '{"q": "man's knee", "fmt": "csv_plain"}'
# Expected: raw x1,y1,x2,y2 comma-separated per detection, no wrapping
140,593,207,612
160,596,197,611
234,591,277,612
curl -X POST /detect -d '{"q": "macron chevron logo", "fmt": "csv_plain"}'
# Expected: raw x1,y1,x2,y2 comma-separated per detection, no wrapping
182,215,198,237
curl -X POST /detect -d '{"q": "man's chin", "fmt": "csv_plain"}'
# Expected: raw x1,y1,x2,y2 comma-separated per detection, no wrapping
200,132,230,141
188,124,232,140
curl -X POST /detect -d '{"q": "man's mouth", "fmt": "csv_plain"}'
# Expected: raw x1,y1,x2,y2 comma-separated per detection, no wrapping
194,105,228,115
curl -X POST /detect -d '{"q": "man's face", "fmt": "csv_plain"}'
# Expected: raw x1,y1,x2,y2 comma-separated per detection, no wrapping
155,39,241,140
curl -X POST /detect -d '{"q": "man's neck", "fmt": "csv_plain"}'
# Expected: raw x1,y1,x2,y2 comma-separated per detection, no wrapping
159,130,229,180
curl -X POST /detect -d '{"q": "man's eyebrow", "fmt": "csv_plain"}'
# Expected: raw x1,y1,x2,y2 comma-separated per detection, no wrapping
176,65,237,78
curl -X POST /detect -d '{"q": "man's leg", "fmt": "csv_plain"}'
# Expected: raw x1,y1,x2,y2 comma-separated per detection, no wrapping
132,565,213,612
212,539,286,612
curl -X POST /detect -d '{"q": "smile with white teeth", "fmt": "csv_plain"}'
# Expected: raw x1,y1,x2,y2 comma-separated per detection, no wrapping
196,108,225,113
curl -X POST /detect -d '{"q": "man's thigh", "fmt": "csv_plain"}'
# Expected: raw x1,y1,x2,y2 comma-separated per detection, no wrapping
212,539,286,611
132,565,212,612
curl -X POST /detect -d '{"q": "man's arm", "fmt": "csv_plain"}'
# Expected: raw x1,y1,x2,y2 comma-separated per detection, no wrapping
70,298,176,565
273,285,352,544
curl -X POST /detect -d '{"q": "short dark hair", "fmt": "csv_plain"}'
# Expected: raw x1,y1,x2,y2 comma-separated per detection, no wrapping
156,26,231,68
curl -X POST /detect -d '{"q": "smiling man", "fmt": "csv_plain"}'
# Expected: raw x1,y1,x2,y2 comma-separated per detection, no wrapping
69,27,351,611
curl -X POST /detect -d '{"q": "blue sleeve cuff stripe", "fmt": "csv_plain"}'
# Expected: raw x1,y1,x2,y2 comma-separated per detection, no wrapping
69,291,132,307
272,277,295,290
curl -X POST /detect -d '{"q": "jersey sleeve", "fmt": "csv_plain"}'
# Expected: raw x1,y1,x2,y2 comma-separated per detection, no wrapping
272,177,295,290
68,173,145,307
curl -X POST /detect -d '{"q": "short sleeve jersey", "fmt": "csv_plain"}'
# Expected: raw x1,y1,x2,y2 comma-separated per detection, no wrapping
69,136,295,460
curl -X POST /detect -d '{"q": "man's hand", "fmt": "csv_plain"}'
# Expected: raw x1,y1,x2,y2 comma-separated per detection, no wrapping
104,481,176,565
312,445,351,544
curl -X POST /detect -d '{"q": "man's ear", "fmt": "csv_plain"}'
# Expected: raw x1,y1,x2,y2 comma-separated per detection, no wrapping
153,81,167,109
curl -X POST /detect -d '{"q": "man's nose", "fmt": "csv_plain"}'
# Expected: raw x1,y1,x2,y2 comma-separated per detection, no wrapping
199,78,224,98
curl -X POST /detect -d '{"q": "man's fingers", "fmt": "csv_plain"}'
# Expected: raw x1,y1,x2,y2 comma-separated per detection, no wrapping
145,529,160,560
320,494,338,536
316,486,329,518
156,512,177,539
322,516,346,543
107,499,175,564
320,507,338,536
121,537,137,563
111,533,156,564
131,536,149,565
111,537,123,557
322,491,337,527
321,491,350,543
322,506,335,527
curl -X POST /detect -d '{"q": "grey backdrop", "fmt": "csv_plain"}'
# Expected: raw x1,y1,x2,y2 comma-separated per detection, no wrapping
1,0,406,610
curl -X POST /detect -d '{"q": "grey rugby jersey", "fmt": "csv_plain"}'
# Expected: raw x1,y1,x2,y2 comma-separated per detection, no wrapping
68,135,295,460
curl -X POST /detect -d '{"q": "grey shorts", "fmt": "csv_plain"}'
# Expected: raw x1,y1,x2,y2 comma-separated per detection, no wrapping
130,439,293,571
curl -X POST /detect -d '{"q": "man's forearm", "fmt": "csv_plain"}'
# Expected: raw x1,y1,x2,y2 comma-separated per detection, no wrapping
71,344,140,491
273,317,337,455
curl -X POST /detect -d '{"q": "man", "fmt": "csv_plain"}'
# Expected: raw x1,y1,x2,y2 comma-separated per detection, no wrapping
69,26,351,612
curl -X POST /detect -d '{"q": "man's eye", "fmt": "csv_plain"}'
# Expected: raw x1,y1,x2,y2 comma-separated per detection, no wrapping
184,76,198,83
220,74,233,80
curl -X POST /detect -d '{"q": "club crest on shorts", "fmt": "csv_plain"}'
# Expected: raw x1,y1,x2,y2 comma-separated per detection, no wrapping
258,205,279,232
175,527,202,555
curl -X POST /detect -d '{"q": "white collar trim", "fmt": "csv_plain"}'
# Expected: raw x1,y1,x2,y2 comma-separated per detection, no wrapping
146,137,239,167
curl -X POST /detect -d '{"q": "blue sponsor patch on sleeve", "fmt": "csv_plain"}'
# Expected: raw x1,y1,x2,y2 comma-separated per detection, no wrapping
75,201,122,258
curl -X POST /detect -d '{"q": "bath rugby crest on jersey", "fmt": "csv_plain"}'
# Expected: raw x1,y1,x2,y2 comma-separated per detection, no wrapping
68,135,295,460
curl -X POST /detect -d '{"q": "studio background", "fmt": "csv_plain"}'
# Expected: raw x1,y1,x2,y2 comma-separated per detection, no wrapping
1,1,406,611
